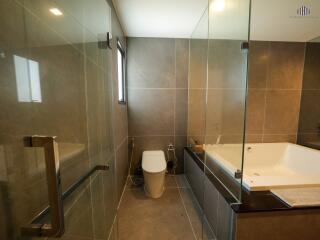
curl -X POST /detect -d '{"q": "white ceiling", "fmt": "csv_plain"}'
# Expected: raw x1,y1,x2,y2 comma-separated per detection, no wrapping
113,0,320,42
112,0,208,38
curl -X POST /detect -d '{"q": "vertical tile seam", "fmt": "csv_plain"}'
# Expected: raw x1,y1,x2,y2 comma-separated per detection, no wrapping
174,176,198,240
174,39,177,148
296,42,307,143
261,42,271,142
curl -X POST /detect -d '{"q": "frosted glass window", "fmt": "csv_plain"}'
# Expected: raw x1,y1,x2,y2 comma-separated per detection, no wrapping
117,40,125,103
14,55,42,103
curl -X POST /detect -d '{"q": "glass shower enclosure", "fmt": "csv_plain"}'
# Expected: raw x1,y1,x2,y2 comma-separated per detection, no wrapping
0,0,117,239
188,0,251,238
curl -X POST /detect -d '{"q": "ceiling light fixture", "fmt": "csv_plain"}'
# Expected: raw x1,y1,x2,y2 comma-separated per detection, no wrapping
212,0,225,12
49,8,63,16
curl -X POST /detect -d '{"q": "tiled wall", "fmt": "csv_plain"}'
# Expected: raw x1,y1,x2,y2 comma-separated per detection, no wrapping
110,3,129,203
127,37,189,174
188,39,247,145
246,41,306,143
298,42,320,149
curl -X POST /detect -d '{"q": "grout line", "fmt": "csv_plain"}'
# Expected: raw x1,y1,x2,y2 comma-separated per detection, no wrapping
117,175,130,210
174,39,177,148
128,135,187,137
261,89,267,142
127,87,188,90
107,211,118,240
174,176,198,240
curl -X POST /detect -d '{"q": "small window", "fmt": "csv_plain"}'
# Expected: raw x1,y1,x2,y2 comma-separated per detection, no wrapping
117,40,126,104
13,55,42,103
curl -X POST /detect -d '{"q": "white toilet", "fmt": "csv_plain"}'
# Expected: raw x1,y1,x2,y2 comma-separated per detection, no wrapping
142,150,167,198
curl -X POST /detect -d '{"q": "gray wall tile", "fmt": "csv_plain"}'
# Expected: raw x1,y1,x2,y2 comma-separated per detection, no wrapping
128,89,175,136
246,41,306,143
127,38,175,88
127,37,190,174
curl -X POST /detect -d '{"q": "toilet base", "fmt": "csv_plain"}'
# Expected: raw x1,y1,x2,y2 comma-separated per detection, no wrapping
143,169,166,198
144,185,165,199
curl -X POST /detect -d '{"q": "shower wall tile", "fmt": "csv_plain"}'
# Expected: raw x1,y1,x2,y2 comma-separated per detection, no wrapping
189,39,208,89
298,90,320,133
246,90,266,135
206,89,246,136
246,41,305,143
127,38,175,88
128,89,175,136
175,89,188,136
264,90,301,134
127,37,189,174
208,40,247,89
262,134,297,143
0,0,26,49
91,173,108,239
248,41,269,89
188,89,206,144
176,39,189,89
116,138,129,202
297,42,320,149
245,134,263,143
302,42,320,90
267,42,305,90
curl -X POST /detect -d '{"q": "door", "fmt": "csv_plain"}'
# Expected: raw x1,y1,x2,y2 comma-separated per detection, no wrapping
0,0,116,239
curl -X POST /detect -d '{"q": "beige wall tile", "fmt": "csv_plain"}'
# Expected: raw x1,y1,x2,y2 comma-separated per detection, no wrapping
263,134,297,143
208,40,247,89
246,90,266,135
245,134,263,143
267,42,305,90
264,90,301,135
303,42,320,90
248,41,269,89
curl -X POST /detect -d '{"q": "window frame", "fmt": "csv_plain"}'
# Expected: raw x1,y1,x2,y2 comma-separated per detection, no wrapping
117,39,126,104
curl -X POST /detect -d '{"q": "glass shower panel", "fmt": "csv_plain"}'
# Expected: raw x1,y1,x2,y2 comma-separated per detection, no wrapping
188,9,209,147
189,8,214,240
298,36,320,149
204,0,251,201
0,1,116,239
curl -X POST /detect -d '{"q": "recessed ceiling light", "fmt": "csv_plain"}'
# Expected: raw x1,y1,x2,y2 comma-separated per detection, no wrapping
49,8,63,16
212,0,225,12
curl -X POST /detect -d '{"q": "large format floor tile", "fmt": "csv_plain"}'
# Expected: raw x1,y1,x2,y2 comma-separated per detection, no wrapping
117,175,215,240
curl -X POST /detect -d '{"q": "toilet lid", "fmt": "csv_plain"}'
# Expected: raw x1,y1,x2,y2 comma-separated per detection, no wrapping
142,151,166,173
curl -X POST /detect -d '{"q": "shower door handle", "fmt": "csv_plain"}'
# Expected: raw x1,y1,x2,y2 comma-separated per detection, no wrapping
21,136,65,237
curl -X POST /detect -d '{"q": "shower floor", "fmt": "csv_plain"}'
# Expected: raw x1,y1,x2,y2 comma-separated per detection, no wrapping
116,174,215,240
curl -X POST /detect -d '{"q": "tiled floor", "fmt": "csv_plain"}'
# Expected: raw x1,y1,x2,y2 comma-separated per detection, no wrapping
117,175,215,240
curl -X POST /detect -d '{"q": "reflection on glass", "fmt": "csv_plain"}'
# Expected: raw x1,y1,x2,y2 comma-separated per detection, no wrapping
49,8,63,16
14,55,42,103
117,40,125,103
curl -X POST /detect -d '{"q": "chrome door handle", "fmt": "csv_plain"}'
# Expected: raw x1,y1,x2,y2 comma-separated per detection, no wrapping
21,136,65,237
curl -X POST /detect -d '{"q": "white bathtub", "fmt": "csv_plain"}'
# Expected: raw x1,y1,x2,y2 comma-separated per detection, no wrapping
204,143,320,191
